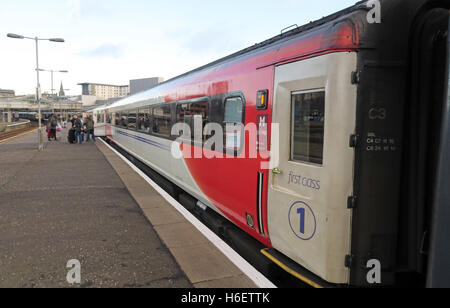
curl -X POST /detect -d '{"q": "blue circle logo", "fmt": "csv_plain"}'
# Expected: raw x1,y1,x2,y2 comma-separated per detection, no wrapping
288,201,317,241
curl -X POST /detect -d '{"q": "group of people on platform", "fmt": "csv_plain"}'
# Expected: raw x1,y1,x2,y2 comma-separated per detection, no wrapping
45,114,95,144
70,114,96,144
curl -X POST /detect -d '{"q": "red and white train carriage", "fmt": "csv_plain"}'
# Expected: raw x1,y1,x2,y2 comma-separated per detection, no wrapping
92,0,450,287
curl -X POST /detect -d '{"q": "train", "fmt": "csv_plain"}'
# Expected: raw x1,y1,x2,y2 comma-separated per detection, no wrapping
0,112,39,122
89,0,450,287
1,112,57,122
18,112,39,121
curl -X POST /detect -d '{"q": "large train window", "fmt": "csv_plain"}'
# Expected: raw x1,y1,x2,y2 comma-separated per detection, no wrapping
137,108,151,134
127,110,137,130
118,112,128,128
152,105,172,136
113,113,120,126
290,90,325,165
176,101,210,141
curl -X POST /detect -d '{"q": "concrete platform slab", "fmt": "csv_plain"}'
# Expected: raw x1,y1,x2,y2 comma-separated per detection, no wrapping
194,274,259,289
169,243,244,284
154,222,210,249
142,206,187,227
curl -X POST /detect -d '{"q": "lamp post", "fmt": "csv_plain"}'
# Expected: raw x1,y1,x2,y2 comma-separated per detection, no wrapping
38,69,68,114
7,33,65,151
38,69,68,96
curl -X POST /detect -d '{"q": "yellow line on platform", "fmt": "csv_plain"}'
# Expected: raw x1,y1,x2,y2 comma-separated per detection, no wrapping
0,128,38,144
260,248,324,289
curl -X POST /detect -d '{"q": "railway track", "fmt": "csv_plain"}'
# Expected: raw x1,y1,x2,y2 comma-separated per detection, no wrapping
0,124,38,143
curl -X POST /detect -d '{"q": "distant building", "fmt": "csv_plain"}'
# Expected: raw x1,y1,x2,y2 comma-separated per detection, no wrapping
81,95,98,107
59,82,65,97
129,77,164,95
78,83,129,100
0,89,15,98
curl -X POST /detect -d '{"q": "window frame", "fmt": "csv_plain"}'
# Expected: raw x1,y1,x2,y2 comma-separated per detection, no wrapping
127,109,138,130
222,92,246,156
137,107,152,134
175,96,212,146
151,103,174,138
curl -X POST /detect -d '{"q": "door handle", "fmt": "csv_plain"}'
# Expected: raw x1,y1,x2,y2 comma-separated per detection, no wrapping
272,168,282,175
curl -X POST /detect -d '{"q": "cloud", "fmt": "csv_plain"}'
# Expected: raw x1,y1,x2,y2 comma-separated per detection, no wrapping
67,0,81,21
183,26,246,56
67,0,113,22
77,43,125,59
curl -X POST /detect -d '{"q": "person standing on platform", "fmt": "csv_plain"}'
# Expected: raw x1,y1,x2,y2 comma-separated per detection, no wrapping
84,115,95,142
50,114,58,141
73,115,83,144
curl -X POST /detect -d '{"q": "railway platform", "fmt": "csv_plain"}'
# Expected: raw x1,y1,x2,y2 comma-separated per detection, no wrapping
0,128,261,288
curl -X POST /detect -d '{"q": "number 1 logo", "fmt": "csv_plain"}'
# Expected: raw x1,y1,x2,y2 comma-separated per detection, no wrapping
297,208,306,234
289,201,317,241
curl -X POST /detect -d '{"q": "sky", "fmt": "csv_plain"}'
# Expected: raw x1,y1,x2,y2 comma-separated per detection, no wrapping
0,0,357,96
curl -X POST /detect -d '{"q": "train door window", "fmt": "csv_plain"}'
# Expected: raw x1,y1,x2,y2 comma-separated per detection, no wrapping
106,111,111,124
176,101,210,141
290,90,325,165
137,107,151,134
224,97,244,124
152,105,172,136
127,110,137,130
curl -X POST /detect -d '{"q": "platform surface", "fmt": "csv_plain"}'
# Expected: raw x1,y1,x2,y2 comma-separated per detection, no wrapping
0,129,192,288
0,128,259,288
96,140,258,288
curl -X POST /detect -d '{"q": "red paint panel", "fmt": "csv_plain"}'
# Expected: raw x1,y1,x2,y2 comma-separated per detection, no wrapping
183,143,273,247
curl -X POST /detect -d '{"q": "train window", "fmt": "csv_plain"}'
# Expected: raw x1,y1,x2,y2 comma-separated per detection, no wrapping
119,112,128,128
223,97,245,152
152,105,172,136
137,108,151,134
106,112,111,124
127,110,137,130
176,101,210,141
290,90,325,165
224,97,244,124
114,113,120,126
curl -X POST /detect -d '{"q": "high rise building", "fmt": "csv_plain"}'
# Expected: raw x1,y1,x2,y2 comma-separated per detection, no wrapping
129,77,164,95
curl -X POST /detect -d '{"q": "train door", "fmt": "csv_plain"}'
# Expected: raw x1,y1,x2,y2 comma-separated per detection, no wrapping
267,53,357,284
427,14,450,288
